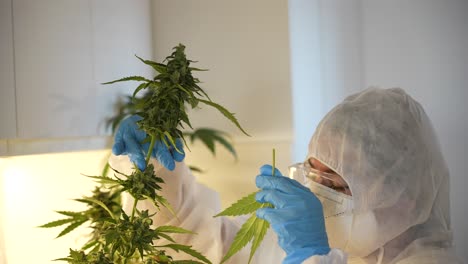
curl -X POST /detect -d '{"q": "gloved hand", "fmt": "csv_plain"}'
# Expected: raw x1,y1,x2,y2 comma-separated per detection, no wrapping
255,164,330,264
112,115,185,171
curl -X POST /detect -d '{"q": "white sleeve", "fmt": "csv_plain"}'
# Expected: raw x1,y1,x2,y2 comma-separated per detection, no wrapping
303,249,348,264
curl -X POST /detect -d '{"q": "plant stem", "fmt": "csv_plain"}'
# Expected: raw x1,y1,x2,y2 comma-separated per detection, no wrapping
145,134,157,166
131,198,138,221
272,148,276,176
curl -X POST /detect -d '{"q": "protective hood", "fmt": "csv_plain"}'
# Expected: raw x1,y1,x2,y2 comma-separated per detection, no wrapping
307,88,457,263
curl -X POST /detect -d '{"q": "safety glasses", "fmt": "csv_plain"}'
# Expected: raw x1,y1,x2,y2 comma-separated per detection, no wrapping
288,162,353,217
288,162,352,196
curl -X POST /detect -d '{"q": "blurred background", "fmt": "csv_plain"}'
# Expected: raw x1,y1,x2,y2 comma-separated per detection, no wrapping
0,0,467,263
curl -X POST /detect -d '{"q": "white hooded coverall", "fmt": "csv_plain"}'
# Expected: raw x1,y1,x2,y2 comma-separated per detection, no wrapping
109,88,461,264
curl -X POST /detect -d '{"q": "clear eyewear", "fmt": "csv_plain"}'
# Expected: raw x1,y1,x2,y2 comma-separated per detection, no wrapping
288,162,353,217
288,162,351,196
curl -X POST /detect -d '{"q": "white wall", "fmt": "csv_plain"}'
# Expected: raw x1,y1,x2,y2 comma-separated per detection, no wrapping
288,0,324,162
151,0,294,204
151,0,292,140
0,0,17,141
289,0,468,261
0,0,153,156
288,0,364,161
0,151,109,264
361,1,468,261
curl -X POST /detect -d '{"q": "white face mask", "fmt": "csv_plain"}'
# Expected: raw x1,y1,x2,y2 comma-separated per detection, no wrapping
308,180,380,257
289,163,380,258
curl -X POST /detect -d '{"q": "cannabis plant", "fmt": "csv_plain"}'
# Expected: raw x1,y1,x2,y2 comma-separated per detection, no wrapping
41,44,248,264
106,90,238,173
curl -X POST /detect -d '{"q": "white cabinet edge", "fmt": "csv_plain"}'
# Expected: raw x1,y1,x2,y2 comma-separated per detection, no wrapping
4,136,112,156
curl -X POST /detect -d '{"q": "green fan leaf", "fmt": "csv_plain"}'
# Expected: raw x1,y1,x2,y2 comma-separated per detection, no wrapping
189,67,208,71
55,211,83,217
220,211,271,264
135,54,167,73
188,165,204,173
187,128,237,159
220,214,254,264
38,218,76,228
217,149,276,263
84,175,120,185
132,82,150,99
157,233,176,243
56,219,88,238
101,161,111,178
53,258,72,262
198,99,250,136
159,244,212,264
79,197,116,220
214,192,261,217
210,133,237,159
248,205,271,263
101,75,151,85
155,226,196,235
81,239,99,251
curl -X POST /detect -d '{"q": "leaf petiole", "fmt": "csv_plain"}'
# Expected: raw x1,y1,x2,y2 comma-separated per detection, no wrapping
145,134,156,166
130,198,138,221
272,148,276,176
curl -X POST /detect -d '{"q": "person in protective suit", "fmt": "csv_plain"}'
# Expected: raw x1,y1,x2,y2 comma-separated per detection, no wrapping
109,87,462,263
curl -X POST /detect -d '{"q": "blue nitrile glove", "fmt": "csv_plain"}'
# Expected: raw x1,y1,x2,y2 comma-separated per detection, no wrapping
112,115,185,171
255,164,330,264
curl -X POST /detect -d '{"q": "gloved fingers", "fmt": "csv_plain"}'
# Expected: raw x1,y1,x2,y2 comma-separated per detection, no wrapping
172,138,185,162
259,164,283,176
153,141,176,171
256,190,323,226
128,114,143,124
112,126,126,155
256,174,305,194
256,207,280,224
282,248,330,264
256,207,301,225
258,164,309,191
124,133,147,171
258,208,329,252
256,173,310,193
132,126,148,142
112,140,125,156
256,190,296,209
112,115,145,155
276,222,319,253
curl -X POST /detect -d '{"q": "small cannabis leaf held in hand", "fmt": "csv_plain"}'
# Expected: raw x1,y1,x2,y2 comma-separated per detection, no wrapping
214,149,276,264
215,193,272,264
41,44,249,264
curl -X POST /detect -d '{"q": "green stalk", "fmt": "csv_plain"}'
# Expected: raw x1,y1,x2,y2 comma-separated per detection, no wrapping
130,198,138,221
146,134,157,166
272,148,276,176
130,135,156,221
